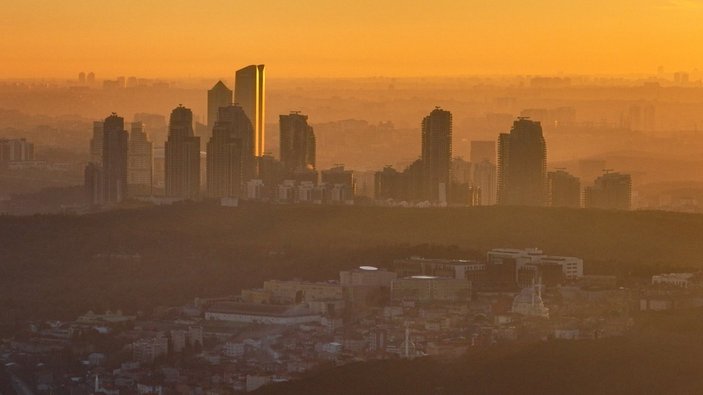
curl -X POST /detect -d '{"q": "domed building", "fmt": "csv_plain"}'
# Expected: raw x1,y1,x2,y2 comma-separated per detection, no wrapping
511,282,549,318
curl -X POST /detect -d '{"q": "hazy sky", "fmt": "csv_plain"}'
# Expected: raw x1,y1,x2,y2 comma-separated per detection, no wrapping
3,0,702,79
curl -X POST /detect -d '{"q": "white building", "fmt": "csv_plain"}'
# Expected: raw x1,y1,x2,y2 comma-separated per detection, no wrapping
205,302,321,325
488,248,583,279
652,273,694,288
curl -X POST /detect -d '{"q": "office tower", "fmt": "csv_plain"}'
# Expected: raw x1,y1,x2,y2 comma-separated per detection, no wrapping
207,81,233,135
127,122,153,196
421,107,452,202
584,172,632,210
84,162,104,206
473,160,497,205
0,138,34,163
235,64,265,157
206,105,253,198
102,113,129,203
90,121,104,165
374,166,403,200
497,118,547,206
548,170,580,208
78,72,86,84
321,165,355,203
279,112,315,174
165,105,200,199
470,141,496,164
87,72,95,84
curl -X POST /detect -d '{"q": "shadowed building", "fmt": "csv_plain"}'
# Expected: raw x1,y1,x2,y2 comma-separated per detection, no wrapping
165,105,200,199
548,170,580,208
422,107,452,202
207,81,233,138
127,122,153,197
280,112,315,175
89,121,104,165
102,114,129,203
497,118,547,206
584,172,632,210
206,105,253,198
235,65,265,157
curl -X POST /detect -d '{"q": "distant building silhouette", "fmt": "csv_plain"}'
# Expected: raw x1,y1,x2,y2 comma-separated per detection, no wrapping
422,107,452,202
0,138,34,163
84,162,103,206
165,105,200,199
235,65,265,157
127,122,153,197
470,141,496,164
279,112,315,175
102,114,129,203
497,118,547,206
206,105,253,198
89,121,104,165
584,172,632,210
548,170,580,208
321,165,355,194
473,160,497,205
207,81,233,137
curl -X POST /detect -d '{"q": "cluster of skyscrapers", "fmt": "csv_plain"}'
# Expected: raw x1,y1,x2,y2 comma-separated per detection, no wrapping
84,64,631,210
374,113,631,210
85,64,355,206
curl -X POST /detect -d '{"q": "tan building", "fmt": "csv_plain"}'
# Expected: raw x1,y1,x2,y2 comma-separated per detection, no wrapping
391,276,471,302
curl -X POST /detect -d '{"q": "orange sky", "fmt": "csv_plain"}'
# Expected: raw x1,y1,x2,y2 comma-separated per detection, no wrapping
2,0,702,79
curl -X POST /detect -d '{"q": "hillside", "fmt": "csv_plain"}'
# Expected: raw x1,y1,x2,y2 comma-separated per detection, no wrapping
254,310,703,395
0,204,702,321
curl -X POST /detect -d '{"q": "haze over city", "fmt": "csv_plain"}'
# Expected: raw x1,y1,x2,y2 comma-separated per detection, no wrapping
4,0,703,78
3,1,703,394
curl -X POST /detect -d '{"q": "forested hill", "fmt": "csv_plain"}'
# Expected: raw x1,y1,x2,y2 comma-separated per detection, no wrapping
0,204,701,321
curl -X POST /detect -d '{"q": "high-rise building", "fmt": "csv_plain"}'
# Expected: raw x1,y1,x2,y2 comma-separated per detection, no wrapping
165,105,200,199
548,170,580,208
279,112,315,174
102,114,129,203
0,138,34,163
206,105,253,198
584,172,632,210
90,121,104,165
470,141,496,164
235,65,265,157
127,122,153,196
84,162,104,206
421,107,452,202
497,118,547,206
207,81,233,135
473,160,497,205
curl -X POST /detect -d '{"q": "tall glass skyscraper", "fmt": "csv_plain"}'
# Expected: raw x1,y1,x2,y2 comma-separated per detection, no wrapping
235,65,265,158
497,118,547,206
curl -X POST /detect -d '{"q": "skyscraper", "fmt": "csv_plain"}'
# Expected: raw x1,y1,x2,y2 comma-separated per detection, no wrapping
128,122,153,197
207,81,233,135
497,118,547,206
279,112,316,174
89,121,104,165
548,170,580,208
102,114,129,203
421,107,452,202
206,105,253,198
473,160,497,205
165,105,200,199
235,65,265,157
584,172,632,210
